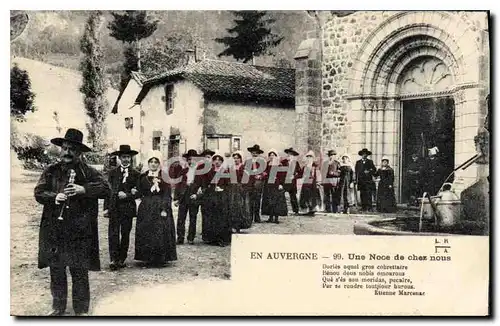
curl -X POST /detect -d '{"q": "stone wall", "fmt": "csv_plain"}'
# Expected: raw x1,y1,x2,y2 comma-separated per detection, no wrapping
321,11,395,154
296,11,489,202
205,100,295,157
139,80,204,165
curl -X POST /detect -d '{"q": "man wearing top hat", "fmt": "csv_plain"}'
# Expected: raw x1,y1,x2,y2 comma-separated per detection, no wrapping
323,149,341,213
282,147,300,214
105,145,141,270
34,128,110,316
174,149,204,245
354,148,377,212
245,144,267,223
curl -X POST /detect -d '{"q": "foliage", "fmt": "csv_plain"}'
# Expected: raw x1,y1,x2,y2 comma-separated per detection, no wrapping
79,11,109,151
107,11,158,44
108,10,158,87
215,11,283,63
11,128,59,170
83,151,107,165
141,32,197,77
10,63,36,120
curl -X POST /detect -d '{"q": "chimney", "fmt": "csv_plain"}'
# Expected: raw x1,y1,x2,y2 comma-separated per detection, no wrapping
186,49,196,65
195,46,204,62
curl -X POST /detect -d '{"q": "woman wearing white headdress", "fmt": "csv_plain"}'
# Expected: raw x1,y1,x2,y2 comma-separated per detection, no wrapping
228,150,252,232
261,149,288,223
374,156,397,213
134,150,177,267
339,154,355,214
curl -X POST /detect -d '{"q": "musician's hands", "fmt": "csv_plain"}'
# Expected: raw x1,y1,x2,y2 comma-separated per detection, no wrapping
160,210,167,217
118,191,127,199
64,184,86,197
55,193,67,204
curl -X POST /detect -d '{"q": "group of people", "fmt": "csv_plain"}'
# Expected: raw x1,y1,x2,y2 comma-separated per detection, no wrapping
32,127,444,316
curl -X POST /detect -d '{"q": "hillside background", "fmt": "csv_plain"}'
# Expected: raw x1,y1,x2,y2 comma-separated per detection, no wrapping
11,10,311,88
10,10,312,165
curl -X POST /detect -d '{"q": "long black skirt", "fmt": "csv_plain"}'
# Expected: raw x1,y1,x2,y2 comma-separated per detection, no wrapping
376,185,397,213
135,194,177,263
261,184,288,217
202,189,231,245
228,184,252,231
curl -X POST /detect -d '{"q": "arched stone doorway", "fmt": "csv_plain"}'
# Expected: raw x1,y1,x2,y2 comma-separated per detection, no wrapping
346,12,484,203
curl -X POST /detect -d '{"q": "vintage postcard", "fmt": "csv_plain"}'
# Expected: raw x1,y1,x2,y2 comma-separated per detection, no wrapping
10,9,490,316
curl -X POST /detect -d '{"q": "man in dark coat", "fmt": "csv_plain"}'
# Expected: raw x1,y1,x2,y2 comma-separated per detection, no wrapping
406,153,424,206
245,144,266,223
423,146,445,196
34,128,110,316
282,147,300,214
323,149,341,213
104,145,140,270
199,149,215,241
174,149,204,245
354,148,377,211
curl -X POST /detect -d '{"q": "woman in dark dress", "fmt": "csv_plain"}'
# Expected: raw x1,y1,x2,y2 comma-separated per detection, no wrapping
375,156,397,213
339,154,355,214
228,151,252,233
201,152,231,247
298,150,320,216
261,149,288,224
134,151,177,266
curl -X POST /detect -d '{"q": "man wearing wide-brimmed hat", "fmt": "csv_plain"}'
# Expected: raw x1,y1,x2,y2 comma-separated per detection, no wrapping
34,128,110,316
245,144,266,223
354,148,377,211
282,147,300,214
105,145,140,271
174,149,204,245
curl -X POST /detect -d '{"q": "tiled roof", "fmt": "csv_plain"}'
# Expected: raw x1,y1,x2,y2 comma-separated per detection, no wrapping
136,60,295,104
111,71,147,114
130,71,147,85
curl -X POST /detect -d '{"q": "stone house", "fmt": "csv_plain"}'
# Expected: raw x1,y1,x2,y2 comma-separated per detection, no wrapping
294,11,489,203
111,52,295,165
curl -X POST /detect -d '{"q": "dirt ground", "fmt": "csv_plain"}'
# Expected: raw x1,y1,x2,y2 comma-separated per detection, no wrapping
10,171,403,316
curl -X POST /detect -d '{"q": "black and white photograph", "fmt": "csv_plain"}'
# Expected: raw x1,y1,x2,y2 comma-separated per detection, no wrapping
9,9,490,316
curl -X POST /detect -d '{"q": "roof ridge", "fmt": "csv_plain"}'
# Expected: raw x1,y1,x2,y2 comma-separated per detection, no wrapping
200,58,293,70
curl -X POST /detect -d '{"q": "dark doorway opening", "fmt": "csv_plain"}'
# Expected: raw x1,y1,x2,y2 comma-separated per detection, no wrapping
401,97,455,202
168,135,180,159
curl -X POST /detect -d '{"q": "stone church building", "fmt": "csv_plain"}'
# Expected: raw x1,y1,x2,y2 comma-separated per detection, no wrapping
294,11,489,203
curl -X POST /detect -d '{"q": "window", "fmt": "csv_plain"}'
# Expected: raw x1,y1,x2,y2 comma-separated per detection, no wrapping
165,84,174,114
152,137,161,151
206,138,218,151
205,134,242,154
168,135,180,159
232,137,241,151
125,117,134,129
